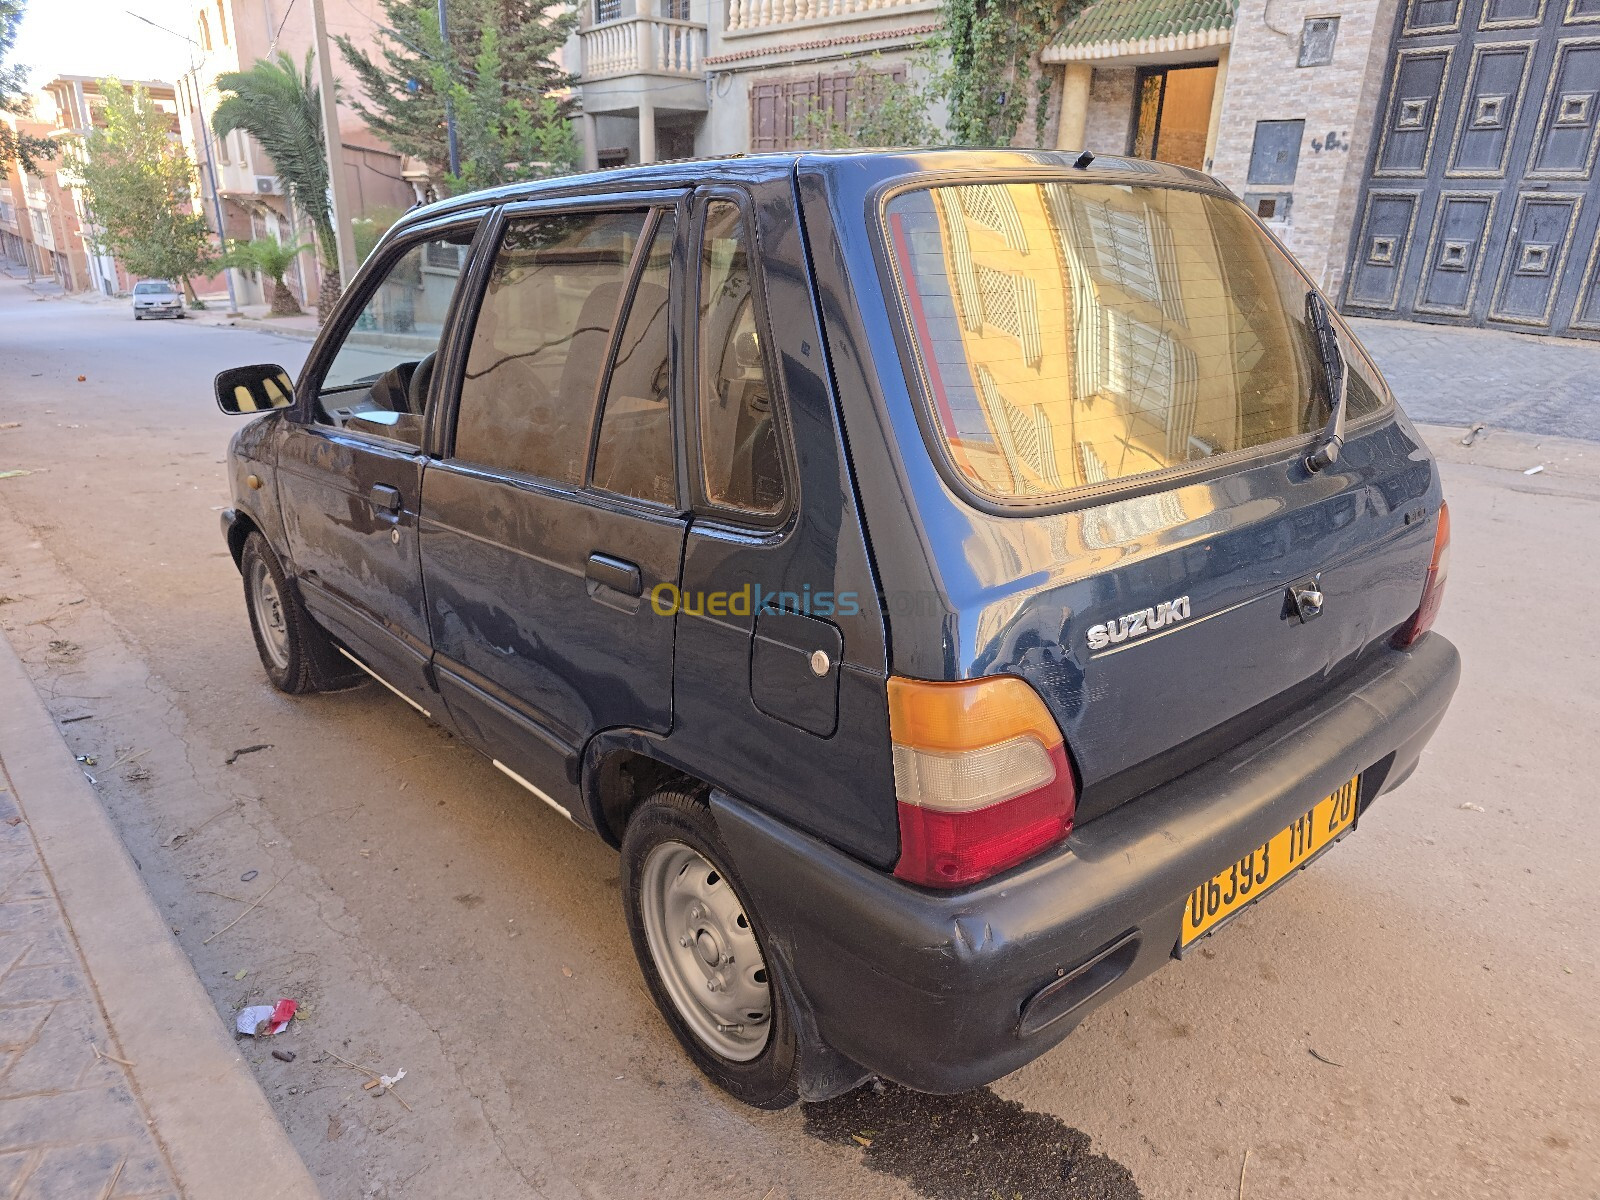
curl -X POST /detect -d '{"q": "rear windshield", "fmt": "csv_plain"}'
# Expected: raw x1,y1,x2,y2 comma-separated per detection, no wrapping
134,281,174,294
884,181,1382,505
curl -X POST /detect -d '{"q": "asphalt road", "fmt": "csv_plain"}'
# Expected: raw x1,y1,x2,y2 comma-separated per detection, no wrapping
1,276,1596,1199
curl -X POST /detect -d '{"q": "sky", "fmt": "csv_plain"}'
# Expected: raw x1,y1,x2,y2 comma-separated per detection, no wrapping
11,1,195,88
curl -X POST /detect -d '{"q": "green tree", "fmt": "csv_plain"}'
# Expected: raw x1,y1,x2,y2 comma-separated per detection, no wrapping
69,80,213,298
220,237,311,317
212,52,342,317
940,0,1084,147
336,0,577,192
1,0,53,170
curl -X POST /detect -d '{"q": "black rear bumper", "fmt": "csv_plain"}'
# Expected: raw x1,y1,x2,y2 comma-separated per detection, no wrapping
711,632,1460,1097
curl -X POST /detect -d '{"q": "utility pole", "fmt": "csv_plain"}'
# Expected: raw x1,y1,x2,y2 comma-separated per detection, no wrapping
124,11,242,315
438,0,460,178
309,0,359,287
187,63,243,316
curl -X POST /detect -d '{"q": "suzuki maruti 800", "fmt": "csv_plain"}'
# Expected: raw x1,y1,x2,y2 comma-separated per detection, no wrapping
214,150,1459,1108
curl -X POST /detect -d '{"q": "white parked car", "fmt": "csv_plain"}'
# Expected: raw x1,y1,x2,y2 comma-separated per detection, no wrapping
132,279,184,320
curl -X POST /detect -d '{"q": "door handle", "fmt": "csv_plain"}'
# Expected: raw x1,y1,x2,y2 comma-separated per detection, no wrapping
370,484,402,513
586,553,642,597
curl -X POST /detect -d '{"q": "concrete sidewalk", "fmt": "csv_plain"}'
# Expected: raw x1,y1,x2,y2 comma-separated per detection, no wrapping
0,636,319,1199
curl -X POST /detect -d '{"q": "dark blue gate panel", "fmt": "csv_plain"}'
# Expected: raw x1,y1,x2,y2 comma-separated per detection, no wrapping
1488,193,1584,323
1347,191,1420,309
1526,41,1600,176
1415,192,1500,314
1345,0,1600,337
1376,49,1454,174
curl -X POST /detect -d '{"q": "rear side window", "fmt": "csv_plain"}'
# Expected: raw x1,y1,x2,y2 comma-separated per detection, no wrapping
592,211,677,505
885,182,1384,505
454,209,648,484
696,200,784,518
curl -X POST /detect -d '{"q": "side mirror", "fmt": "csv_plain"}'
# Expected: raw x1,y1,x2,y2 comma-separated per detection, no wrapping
215,364,296,415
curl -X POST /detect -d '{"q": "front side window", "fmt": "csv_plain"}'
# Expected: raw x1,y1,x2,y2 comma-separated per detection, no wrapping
696,200,784,517
316,228,475,447
885,181,1386,506
592,211,677,505
453,209,648,484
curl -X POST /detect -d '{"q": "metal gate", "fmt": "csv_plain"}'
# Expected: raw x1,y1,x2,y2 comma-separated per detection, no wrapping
1344,0,1600,338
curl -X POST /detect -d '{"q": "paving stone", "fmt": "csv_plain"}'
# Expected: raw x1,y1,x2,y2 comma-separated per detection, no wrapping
1354,318,1600,442
21,1139,124,1200
0,788,180,1196
14,928,71,970
0,962,81,1010
0,999,104,1098
0,1003,52,1053
0,1147,37,1194
0,1083,151,1151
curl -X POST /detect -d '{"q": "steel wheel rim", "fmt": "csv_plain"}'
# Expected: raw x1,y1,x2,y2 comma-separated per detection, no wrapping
640,841,771,1062
249,559,291,670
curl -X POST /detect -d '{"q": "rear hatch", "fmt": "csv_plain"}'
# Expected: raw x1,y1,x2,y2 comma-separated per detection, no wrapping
879,176,1441,820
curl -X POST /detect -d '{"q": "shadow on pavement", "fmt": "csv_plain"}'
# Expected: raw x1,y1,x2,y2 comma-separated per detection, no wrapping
804,1081,1142,1199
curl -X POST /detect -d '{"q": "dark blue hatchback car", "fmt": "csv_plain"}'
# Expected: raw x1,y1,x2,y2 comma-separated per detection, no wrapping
215,149,1459,1109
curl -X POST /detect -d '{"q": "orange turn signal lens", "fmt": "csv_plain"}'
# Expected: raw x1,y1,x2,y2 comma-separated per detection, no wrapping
887,676,1064,754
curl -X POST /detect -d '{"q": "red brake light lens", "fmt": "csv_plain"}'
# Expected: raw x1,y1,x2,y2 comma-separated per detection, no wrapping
1394,502,1450,649
888,676,1077,888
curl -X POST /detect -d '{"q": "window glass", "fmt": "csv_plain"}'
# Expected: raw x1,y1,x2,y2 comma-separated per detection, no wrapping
697,201,783,516
316,229,474,447
885,181,1385,505
453,209,647,483
592,212,676,505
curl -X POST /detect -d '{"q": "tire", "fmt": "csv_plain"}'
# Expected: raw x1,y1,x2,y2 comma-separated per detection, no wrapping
133,313,142,321
240,531,351,695
622,789,800,1109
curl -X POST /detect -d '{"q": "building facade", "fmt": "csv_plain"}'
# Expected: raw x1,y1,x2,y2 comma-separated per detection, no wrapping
0,78,179,294
1046,0,1600,339
173,0,418,308
581,0,1599,341
570,0,945,167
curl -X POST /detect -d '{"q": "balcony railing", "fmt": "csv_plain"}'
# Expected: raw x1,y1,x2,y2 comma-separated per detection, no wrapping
581,17,706,80
725,0,927,31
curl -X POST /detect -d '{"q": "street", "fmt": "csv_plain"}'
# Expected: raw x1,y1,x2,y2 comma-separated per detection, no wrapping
1,274,1596,1199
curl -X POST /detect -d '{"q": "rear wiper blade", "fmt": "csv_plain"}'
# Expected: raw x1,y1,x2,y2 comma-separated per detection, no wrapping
1304,290,1347,472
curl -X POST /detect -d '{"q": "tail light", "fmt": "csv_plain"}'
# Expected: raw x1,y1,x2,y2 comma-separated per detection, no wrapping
888,676,1076,888
1393,502,1450,649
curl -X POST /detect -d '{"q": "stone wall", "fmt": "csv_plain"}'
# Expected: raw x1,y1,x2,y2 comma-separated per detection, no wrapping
1082,67,1136,157
1210,0,1401,297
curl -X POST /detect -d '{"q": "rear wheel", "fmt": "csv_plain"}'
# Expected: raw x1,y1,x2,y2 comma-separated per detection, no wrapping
240,532,350,694
622,789,800,1108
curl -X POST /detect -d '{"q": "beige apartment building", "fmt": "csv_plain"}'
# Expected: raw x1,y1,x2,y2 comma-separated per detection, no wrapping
571,0,1599,341
173,0,418,308
571,0,945,166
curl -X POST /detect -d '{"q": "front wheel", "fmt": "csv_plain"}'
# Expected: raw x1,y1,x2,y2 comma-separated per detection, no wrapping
240,532,351,694
622,790,800,1109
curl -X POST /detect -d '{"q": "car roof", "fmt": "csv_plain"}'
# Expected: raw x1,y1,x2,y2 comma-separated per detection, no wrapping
396,148,1223,231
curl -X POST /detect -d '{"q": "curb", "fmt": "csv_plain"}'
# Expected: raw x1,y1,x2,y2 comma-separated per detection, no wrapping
0,635,322,1199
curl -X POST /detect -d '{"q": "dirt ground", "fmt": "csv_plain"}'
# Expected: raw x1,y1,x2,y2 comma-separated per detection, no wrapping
1,277,1596,1198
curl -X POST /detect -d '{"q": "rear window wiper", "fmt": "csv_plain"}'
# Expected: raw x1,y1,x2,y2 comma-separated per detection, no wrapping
1304,290,1347,472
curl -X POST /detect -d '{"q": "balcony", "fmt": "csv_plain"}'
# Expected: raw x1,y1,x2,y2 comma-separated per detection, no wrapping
581,17,707,81
725,0,932,32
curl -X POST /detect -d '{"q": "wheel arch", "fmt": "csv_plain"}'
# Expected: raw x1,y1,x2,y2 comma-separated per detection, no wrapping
225,509,262,570
581,730,707,847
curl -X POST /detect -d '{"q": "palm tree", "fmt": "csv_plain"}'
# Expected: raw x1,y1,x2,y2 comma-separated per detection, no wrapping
220,238,311,317
213,53,341,320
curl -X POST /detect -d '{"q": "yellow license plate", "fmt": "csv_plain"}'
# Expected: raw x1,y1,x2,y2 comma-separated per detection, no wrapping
1181,776,1359,948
